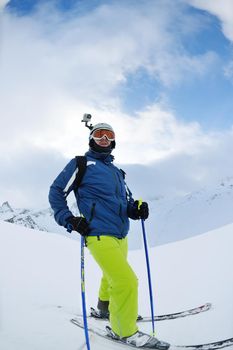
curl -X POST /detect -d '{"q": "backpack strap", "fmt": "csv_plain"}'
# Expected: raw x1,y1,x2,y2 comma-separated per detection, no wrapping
119,168,126,179
119,168,132,201
73,156,87,193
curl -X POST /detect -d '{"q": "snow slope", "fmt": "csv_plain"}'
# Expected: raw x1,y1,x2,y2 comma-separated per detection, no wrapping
0,220,232,350
149,176,233,246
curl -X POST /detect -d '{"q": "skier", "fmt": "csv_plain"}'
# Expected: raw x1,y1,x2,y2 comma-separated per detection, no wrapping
49,122,169,349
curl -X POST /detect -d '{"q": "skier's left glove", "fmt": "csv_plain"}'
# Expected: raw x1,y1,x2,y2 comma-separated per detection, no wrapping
129,200,149,220
66,216,89,236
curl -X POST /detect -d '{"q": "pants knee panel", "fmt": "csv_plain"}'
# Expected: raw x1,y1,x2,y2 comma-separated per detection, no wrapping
113,274,138,292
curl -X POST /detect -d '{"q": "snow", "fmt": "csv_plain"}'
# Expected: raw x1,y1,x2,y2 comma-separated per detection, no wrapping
0,220,232,350
145,176,233,246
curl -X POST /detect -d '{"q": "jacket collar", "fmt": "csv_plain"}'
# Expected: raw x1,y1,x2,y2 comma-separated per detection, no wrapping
85,150,114,164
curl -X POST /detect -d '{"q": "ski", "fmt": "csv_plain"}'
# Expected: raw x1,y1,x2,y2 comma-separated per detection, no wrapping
89,302,212,322
141,302,212,322
71,316,233,350
71,317,169,349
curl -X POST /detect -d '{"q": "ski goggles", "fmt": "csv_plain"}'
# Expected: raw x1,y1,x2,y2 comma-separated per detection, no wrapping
91,129,115,141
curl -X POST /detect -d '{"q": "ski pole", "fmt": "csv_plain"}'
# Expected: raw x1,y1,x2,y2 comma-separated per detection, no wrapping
80,235,91,350
138,199,156,336
67,223,91,349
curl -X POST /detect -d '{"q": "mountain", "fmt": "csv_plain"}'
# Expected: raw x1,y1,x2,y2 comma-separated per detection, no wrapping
147,175,233,246
0,201,14,213
0,200,55,231
0,201,79,237
1,176,233,248
0,216,232,350
129,176,233,247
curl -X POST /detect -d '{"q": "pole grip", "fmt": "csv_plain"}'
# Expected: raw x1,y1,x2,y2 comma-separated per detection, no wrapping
138,198,143,209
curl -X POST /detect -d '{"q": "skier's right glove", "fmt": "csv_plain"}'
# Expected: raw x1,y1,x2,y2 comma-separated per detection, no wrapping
132,200,149,220
66,216,89,236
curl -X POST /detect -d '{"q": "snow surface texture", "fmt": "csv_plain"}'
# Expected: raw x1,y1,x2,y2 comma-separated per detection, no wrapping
1,176,233,249
0,220,232,350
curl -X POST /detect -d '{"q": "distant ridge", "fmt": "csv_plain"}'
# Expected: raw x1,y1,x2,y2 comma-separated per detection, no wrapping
1,176,233,247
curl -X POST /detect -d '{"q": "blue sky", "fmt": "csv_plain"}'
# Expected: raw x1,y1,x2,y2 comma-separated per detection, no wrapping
6,0,98,14
1,0,233,207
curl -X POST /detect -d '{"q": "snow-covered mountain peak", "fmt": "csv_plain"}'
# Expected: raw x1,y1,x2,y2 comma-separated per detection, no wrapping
136,176,233,246
0,201,13,213
0,202,69,237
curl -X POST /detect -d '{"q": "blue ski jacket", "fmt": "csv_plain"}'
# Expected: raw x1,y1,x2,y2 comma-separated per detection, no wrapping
49,150,136,238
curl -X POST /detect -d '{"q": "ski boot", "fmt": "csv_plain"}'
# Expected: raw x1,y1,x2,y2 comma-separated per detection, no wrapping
90,307,109,319
90,307,143,321
106,326,170,349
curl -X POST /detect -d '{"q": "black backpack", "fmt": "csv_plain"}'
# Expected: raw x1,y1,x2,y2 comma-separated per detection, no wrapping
73,155,126,193
73,156,87,193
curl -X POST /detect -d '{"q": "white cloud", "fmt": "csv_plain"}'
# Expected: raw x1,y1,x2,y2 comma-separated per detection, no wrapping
1,123,233,209
0,146,67,208
187,0,233,42
186,0,233,82
224,60,233,81
109,105,213,164
0,1,218,104
0,1,219,158
0,0,232,208
0,0,9,10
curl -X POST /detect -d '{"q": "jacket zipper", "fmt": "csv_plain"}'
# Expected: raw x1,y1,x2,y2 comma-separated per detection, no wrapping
89,202,96,223
109,167,126,235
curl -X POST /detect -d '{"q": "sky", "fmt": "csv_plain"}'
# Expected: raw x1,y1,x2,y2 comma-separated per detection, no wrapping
0,0,233,208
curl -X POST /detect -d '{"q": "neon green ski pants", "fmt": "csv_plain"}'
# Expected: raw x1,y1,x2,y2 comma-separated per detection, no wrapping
86,235,138,338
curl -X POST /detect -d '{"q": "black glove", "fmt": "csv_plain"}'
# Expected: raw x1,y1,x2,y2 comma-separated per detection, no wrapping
66,216,89,236
133,200,149,220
